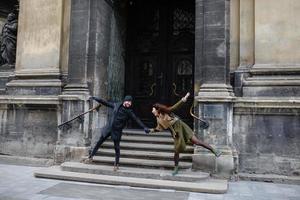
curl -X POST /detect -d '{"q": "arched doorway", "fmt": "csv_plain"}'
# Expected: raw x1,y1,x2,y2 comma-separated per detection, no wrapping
125,0,195,127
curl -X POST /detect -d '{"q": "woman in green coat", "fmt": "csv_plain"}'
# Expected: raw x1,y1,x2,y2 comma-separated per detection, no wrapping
150,92,221,175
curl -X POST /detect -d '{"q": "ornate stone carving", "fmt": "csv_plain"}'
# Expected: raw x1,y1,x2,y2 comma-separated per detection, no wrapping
0,12,18,66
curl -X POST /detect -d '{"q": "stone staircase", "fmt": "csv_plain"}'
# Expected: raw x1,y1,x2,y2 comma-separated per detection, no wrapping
35,129,228,193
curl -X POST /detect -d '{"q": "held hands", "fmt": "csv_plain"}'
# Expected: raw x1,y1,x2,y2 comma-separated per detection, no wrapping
182,92,190,102
149,128,155,133
144,127,150,134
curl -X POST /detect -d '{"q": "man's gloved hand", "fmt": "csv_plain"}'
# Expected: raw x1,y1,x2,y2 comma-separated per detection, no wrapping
144,127,150,134
89,96,96,101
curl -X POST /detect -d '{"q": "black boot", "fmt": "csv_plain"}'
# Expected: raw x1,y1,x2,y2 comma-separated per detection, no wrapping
212,149,222,157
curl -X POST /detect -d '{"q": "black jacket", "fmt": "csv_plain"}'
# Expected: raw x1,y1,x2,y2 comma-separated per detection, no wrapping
92,97,147,141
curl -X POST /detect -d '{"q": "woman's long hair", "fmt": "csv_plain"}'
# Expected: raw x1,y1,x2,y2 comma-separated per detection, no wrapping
153,103,172,114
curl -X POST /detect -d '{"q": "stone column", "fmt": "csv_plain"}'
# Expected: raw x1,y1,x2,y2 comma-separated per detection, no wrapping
6,0,69,95
56,0,92,163
62,0,90,95
234,0,255,96
193,0,235,178
56,0,115,163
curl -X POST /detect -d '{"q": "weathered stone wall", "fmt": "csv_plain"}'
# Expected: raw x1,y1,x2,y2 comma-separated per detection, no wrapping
255,0,300,65
0,98,59,158
228,0,300,176
0,0,67,160
233,101,300,175
240,0,300,97
107,2,126,102
16,0,64,76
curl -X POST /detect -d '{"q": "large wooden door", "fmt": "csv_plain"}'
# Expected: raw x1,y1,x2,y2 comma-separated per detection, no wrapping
125,0,195,127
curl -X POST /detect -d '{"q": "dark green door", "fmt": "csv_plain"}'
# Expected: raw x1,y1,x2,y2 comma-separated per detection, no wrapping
126,0,195,127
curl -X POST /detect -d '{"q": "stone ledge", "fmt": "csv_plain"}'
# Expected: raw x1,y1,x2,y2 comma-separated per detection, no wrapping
195,96,235,102
58,94,88,101
244,79,300,86
0,95,60,104
234,97,300,109
14,69,61,77
239,173,300,185
250,64,300,75
6,79,62,87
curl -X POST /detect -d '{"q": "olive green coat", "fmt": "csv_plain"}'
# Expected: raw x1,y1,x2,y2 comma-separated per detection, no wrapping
151,99,194,152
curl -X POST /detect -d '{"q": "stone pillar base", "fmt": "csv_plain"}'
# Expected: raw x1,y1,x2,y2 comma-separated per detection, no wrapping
54,144,89,164
56,84,92,163
62,83,90,96
192,145,237,179
234,67,250,97
198,84,234,99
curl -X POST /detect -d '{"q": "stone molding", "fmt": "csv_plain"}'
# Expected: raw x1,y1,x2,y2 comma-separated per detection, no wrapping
234,97,300,115
6,79,62,87
250,64,300,75
0,95,59,104
197,83,235,101
14,69,61,77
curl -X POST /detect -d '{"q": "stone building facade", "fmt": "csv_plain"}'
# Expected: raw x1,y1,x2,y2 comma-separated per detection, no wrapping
0,0,299,176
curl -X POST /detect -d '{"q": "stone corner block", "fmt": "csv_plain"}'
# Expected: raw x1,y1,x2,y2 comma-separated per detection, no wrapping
54,145,89,164
192,146,236,179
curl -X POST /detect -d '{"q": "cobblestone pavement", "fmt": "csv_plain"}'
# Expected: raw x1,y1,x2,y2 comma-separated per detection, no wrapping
0,164,299,200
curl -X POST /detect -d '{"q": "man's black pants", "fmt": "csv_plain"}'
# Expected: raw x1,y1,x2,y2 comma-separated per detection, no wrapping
89,131,121,165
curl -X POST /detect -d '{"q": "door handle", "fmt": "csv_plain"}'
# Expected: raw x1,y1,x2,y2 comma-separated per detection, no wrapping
157,72,163,86
172,83,181,97
149,83,156,96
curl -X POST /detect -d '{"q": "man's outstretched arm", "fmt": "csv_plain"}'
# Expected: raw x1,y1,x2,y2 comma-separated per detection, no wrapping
89,96,114,108
128,110,150,133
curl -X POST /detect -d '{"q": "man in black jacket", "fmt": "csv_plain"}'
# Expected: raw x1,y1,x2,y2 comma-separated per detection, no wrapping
84,95,150,171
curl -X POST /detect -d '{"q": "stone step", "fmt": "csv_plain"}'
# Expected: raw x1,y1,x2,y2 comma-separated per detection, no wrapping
96,149,192,161
121,135,174,144
101,141,194,153
90,156,192,169
35,166,228,194
61,162,209,182
123,129,171,137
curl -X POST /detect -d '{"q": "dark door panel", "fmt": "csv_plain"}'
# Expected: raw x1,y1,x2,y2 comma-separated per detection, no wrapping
126,0,195,127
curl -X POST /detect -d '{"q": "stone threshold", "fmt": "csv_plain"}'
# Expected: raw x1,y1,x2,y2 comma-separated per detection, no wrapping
35,166,228,194
61,162,209,182
0,155,53,167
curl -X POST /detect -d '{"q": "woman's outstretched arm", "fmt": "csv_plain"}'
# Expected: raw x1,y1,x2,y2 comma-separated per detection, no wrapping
169,92,190,112
150,119,165,133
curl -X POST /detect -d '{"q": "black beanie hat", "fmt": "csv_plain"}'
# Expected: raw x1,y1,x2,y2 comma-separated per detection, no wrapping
123,95,133,102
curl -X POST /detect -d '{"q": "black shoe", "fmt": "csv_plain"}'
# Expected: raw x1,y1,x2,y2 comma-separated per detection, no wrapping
214,149,222,157
113,164,119,171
